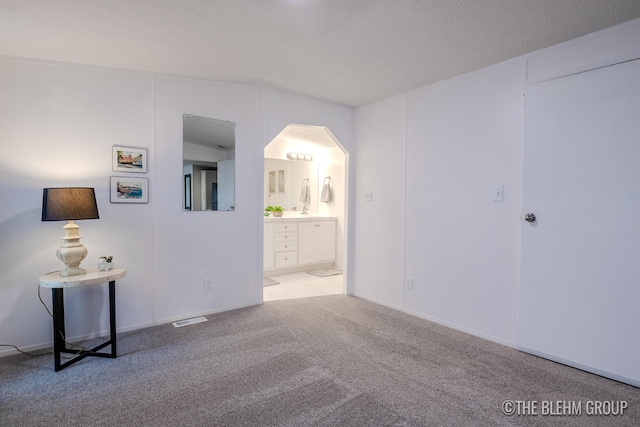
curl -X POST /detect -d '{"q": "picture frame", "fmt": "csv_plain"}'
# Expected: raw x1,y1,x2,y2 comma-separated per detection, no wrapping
112,146,147,173
110,176,149,203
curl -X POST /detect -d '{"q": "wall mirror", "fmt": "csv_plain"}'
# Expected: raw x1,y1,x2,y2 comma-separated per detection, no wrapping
183,114,236,211
264,157,318,212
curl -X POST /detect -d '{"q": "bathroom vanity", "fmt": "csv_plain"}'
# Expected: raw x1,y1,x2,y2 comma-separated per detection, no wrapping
264,216,337,274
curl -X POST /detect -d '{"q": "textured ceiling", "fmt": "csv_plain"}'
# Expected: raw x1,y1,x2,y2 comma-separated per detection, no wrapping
1,0,640,107
184,114,236,151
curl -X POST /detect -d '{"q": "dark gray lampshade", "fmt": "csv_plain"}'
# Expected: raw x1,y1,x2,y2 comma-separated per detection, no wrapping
42,188,100,221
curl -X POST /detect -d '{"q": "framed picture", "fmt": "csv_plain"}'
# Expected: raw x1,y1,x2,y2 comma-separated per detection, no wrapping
112,146,147,173
110,176,149,203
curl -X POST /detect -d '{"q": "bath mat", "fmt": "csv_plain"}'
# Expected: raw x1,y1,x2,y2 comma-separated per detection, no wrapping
263,277,280,287
306,268,342,277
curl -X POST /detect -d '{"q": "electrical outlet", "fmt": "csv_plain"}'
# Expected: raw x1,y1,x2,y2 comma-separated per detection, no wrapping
204,278,213,291
364,191,373,201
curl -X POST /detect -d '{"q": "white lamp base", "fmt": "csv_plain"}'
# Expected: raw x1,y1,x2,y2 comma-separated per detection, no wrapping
56,220,88,277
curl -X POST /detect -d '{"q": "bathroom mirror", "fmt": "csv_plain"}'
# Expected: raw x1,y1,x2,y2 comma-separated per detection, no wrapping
183,114,235,211
264,157,318,212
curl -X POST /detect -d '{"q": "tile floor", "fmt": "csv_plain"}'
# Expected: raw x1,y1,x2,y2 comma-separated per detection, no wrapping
263,271,343,301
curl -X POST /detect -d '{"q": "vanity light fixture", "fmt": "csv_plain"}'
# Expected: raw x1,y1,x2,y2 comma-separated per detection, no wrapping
287,152,313,162
42,187,100,277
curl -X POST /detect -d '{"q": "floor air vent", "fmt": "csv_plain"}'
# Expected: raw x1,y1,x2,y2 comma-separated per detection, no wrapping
172,316,208,328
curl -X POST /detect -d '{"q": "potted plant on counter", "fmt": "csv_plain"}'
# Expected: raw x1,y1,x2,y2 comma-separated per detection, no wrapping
264,206,284,217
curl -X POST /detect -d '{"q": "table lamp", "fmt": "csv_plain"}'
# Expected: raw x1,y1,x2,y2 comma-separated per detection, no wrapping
42,187,99,277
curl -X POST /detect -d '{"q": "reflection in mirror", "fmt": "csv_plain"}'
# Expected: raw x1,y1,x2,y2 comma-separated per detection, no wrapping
183,114,235,211
264,158,318,212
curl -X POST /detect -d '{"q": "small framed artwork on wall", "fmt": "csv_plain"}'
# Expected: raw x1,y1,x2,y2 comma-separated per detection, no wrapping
110,176,149,203
112,146,147,173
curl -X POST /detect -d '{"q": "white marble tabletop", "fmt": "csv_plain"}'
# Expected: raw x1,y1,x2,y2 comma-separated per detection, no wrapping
39,267,126,288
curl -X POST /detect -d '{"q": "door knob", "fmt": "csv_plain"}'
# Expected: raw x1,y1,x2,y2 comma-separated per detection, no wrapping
524,213,536,223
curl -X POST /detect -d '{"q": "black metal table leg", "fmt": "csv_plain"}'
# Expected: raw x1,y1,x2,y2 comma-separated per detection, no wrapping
108,280,117,357
49,281,118,371
40,268,125,372
52,288,65,372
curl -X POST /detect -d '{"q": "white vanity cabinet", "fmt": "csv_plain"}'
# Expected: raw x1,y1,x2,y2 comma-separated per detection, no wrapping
274,223,298,268
263,221,274,269
298,220,337,265
264,217,336,274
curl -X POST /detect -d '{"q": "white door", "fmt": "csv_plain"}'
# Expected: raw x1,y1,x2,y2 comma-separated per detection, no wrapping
298,222,318,265
200,169,208,211
519,59,640,386
316,221,336,262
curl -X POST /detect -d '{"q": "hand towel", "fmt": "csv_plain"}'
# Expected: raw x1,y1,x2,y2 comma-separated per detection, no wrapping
321,182,332,203
300,181,310,204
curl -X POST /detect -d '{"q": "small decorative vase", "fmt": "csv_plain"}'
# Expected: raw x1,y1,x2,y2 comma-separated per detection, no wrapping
273,211,283,217
98,258,113,271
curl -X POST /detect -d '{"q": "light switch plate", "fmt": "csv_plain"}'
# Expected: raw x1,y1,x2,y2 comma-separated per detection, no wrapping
493,185,504,202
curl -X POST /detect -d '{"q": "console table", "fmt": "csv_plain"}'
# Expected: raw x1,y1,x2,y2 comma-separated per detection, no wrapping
39,267,126,372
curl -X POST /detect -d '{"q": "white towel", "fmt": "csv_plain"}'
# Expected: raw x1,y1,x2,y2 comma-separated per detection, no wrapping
300,182,310,204
321,183,331,203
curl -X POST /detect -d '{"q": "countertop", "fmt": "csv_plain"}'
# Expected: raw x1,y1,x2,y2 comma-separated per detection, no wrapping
264,214,337,222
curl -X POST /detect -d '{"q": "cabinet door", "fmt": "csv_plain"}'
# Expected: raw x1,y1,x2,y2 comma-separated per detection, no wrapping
316,221,336,262
263,222,274,269
297,222,318,265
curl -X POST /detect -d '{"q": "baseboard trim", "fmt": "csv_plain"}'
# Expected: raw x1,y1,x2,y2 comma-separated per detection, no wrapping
0,320,154,358
154,301,258,327
402,307,516,348
352,292,515,349
517,345,640,388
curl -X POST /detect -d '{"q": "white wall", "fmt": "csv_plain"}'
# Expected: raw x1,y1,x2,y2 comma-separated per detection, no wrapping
353,18,640,359
153,75,258,324
0,62,353,355
354,95,407,308
404,61,524,345
317,143,347,269
0,61,156,350
259,87,354,290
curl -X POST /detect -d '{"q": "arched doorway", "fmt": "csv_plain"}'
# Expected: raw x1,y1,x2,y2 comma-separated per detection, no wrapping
262,124,347,301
